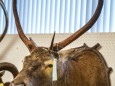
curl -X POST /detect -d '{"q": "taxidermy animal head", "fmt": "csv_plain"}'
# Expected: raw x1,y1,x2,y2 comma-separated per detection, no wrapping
10,0,111,86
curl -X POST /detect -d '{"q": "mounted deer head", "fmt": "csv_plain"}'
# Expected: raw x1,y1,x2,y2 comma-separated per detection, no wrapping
11,0,111,86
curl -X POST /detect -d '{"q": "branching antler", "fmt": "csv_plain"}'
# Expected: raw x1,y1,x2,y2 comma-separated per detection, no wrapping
52,0,103,51
0,0,8,42
12,0,103,53
12,0,37,52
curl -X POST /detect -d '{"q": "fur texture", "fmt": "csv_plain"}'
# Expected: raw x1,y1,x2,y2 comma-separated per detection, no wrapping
12,44,111,86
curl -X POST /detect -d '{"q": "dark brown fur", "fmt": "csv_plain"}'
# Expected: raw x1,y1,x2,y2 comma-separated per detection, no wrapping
12,44,111,86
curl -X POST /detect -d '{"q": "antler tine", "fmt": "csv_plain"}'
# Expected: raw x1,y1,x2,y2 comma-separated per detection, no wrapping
49,32,56,50
0,0,8,42
12,0,37,52
53,0,103,51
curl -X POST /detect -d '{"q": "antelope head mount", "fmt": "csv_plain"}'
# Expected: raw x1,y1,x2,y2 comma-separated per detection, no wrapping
10,0,111,86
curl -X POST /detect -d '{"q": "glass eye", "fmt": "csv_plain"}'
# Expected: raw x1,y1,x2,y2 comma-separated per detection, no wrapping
48,64,53,68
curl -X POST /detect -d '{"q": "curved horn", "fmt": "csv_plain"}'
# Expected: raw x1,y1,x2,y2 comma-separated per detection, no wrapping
0,0,8,42
0,62,19,78
0,71,5,82
53,0,103,51
12,0,37,52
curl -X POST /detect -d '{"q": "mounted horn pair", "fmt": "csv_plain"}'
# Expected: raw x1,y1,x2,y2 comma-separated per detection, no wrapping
13,0,103,52
0,0,8,42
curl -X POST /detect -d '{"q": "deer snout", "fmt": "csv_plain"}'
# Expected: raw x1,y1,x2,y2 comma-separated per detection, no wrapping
11,70,28,86
11,75,25,85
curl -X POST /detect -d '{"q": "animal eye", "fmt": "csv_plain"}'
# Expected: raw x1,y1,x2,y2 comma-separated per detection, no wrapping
48,64,53,68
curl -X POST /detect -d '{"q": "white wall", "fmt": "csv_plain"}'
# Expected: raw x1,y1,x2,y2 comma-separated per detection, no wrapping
0,33,115,85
